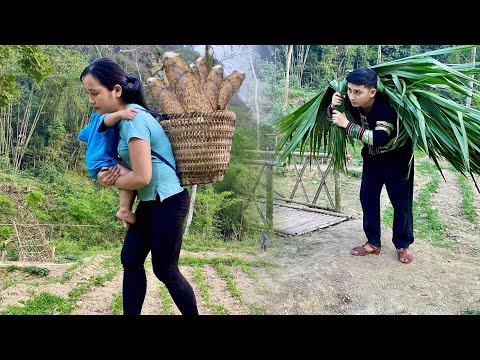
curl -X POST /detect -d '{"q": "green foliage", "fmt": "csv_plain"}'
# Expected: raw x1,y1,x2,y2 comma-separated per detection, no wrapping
0,156,12,173
0,225,13,241
4,265,50,277
34,162,62,184
0,169,125,259
22,266,50,277
0,193,14,210
0,291,73,315
0,45,53,107
190,186,242,241
25,189,47,208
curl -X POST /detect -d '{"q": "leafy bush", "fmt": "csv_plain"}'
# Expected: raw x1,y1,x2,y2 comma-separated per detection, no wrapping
191,186,242,241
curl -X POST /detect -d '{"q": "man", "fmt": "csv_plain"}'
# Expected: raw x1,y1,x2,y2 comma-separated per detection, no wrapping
328,67,414,264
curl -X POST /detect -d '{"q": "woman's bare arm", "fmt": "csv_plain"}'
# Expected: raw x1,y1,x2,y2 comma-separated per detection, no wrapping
98,138,152,190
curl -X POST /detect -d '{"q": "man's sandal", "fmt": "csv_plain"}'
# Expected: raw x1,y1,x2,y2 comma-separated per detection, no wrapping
397,248,413,264
350,242,381,256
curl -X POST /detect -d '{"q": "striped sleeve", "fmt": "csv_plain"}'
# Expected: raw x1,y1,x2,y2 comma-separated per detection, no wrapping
375,121,394,136
346,121,373,145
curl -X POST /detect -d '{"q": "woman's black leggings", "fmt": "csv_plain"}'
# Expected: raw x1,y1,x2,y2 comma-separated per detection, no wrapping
120,189,198,315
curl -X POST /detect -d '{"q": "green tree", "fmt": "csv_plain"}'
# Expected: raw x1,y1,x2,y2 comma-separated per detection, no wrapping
0,45,53,107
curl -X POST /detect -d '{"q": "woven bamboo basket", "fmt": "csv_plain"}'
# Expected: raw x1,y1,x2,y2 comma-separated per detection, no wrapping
159,110,237,186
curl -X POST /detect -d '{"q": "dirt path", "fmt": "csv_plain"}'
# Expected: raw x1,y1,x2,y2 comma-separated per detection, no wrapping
262,219,480,314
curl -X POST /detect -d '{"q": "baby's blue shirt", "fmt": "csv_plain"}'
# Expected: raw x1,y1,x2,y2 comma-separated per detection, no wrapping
78,112,119,179
118,104,184,202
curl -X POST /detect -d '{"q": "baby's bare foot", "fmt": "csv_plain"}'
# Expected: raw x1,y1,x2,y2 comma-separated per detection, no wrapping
116,208,136,226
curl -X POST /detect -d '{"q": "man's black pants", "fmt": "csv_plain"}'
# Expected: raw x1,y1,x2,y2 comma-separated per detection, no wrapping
360,146,414,249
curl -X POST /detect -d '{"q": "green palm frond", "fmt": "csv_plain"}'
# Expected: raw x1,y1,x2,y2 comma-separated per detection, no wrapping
274,45,480,190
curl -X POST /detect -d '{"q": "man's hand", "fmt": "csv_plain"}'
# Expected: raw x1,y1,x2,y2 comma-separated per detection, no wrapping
331,91,344,109
331,110,349,128
97,166,121,187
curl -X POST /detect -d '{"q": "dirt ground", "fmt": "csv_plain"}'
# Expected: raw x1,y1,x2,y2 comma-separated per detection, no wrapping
1,164,479,315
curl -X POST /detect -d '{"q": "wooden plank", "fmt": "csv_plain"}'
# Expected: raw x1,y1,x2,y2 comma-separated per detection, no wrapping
274,213,323,232
273,208,319,222
271,205,348,236
273,200,349,218
281,214,341,232
277,217,347,235
286,216,345,233
251,198,349,236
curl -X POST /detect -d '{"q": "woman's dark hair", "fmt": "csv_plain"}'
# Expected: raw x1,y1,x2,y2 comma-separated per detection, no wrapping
80,57,151,110
346,67,377,88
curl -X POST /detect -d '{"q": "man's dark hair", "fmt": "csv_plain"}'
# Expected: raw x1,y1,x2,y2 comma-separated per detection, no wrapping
346,67,377,88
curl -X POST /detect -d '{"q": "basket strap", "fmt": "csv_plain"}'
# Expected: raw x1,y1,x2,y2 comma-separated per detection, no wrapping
138,108,170,120
133,108,180,179
150,149,181,179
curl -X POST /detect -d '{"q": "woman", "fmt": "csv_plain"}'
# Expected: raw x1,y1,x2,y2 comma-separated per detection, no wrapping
80,58,198,315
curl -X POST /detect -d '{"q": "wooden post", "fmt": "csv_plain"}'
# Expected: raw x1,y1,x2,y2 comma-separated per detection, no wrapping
334,170,341,212
184,185,197,236
12,220,24,261
265,162,273,231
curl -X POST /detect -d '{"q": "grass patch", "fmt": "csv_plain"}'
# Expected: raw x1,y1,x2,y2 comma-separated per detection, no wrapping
3,265,50,277
0,193,15,210
191,265,227,315
382,205,394,228
180,255,272,268
346,169,362,179
159,284,175,315
416,160,439,175
457,174,478,224
461,309,480,315
111,292,123,315
215,264,243,304
0,291,73,315
413,173,451,249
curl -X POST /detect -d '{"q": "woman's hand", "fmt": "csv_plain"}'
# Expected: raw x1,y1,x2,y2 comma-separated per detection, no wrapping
97,166,121,187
